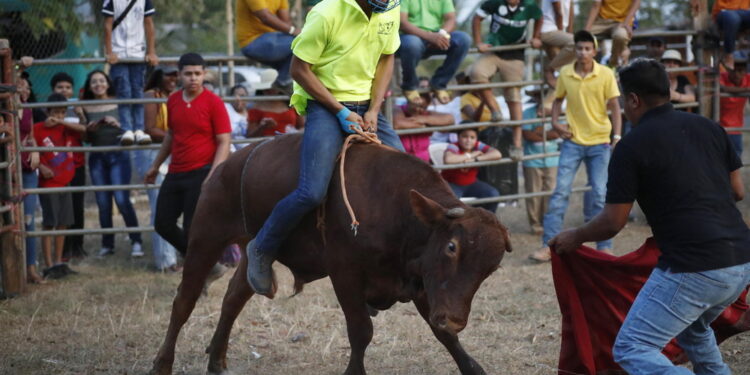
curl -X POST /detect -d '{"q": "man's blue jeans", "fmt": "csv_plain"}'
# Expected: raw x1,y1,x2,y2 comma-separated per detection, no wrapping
89,151,142,249
397,32,471,90
241,32,294,86
22,171,38,266
614,262,750,375
110,63,146,132
717,9,750,54
543,140,612,250
254,100,404,253
449,181,500,213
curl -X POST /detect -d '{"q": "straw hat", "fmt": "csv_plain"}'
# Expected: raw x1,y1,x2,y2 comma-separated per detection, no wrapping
661,49,683,63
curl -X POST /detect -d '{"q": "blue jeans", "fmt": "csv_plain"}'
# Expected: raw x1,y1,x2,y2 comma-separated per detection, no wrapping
89,151,142,249
397,32,471,90
728,133,743,159
614,263,750,375
141,148,177,269
110,63,146,132
717,9,750,54
241,32,294,86
255,100,404,252
449,181,499,213
22,171,38,266
543,141,612,250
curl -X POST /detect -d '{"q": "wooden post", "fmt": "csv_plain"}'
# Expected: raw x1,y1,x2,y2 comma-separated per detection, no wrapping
226,0,236,88
0,39,25,297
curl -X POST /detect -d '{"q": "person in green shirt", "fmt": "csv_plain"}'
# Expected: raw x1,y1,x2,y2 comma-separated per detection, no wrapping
246,0,406,296
468,0,543,161
398,0,471,105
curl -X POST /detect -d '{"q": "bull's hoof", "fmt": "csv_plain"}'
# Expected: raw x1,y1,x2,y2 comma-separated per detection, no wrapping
149,358,173,375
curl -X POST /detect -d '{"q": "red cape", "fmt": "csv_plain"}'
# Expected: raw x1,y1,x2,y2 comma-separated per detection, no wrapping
551,238,749,375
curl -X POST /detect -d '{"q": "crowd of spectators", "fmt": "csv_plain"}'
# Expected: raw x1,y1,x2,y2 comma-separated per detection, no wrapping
6,0,749,281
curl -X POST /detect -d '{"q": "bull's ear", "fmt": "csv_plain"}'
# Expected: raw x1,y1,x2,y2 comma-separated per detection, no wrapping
410,190,445,225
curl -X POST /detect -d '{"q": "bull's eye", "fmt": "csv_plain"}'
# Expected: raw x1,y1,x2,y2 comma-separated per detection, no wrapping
447,242,457,253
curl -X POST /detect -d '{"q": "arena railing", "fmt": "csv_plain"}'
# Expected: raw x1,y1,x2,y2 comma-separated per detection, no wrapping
10,30,736,239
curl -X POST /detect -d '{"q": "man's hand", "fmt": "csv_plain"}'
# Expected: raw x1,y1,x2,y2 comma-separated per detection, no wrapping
146,52,159,67
260,117,277,129
144,166,159,184
552,123,572,139
29,152,40,170
20,56,34,68
103,116,120,127
477,43,492,53
45,117,61,128
619,22,633,38
39,165,54,179
428,32,450,50
362,110,379,133
106,52,119,65
548,228,582,255
530,38,542,49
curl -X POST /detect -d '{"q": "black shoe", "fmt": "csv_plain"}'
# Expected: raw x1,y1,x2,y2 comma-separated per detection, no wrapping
245,239,275,296
42,264,68,280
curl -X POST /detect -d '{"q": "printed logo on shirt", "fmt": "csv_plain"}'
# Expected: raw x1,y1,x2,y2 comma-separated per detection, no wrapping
378,21,395,35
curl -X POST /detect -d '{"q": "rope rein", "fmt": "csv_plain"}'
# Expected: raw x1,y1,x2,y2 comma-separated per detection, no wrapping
338,127,381,236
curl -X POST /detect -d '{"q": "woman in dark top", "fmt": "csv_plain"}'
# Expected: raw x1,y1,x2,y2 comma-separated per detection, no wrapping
81,70,142,258
661,49,696,109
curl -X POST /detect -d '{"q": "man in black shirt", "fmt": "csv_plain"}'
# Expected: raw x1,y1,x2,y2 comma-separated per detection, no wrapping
550,58,750,374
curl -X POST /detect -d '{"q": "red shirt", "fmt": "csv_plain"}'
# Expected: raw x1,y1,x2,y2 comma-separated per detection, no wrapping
247,107,298,136
441,141,491,186
167,89,231,173
33,122,76,188
719,72,750,135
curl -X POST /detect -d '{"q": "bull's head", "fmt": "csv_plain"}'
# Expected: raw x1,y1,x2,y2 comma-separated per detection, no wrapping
408,190,511,335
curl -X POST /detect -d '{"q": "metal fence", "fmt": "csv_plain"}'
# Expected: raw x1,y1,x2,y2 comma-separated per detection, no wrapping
2,29,743,272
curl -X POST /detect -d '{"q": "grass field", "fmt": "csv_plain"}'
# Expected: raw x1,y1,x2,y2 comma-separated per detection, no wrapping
1,167,749,375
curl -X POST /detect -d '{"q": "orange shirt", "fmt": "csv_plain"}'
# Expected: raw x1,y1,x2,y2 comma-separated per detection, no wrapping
713,0,750,17
236,0,289,46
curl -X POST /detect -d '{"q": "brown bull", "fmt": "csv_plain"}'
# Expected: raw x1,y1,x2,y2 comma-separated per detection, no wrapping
150,133,512,375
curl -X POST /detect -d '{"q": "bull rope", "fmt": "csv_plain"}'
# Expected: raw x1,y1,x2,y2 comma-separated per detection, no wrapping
338,127,381,236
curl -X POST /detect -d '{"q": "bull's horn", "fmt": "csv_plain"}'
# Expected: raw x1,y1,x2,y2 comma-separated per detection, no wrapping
445,207,465,218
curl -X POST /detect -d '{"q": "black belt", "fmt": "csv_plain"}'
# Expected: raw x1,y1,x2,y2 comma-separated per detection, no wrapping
340,100,371,106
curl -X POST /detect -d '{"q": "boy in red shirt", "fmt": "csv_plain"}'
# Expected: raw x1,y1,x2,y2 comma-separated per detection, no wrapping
441,128,502,212
719,51,750,158
33,94,86,276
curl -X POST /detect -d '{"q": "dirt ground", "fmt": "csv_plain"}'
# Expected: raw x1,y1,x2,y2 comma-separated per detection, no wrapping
1,166,749,375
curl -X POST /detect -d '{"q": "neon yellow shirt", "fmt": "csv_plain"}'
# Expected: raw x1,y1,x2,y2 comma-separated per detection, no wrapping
290,0,400,114
555,62,620,146
236,0,289,47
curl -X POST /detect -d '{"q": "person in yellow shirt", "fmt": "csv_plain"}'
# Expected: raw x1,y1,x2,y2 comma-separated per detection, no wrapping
584,0,640,67
237,0,300,90
530,30,621,262
246,0,405,296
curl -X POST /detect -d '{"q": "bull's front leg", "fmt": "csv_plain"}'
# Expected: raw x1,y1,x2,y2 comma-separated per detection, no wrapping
413,295,486,375
329,274,373,375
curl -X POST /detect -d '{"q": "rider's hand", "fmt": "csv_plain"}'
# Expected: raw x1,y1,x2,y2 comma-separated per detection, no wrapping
336,107,364,134
362,111,379,133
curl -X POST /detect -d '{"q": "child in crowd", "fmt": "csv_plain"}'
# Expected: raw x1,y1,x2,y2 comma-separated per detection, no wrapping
246,86,304,137
394,91,455,162
442,128,502,212
225,84,250,151
33,94,86,278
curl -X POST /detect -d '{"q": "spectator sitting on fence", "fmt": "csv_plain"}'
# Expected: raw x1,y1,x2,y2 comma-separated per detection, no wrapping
246,85,304,138
237,0,299,92
645,36,666,59
540,0,576,90
33,94,86,279
531,30,622,262
713,0,750,69
143,66,179,272
50,72,88,261
583,0,640,67
16,75,44,283
80,70,144,259
441,127,502,212
394,91,455,163
661,49,696,109
103,0,156,146
521,89,560,236
719,50,750,158
469,0,543,162
397,0,471,105
225,84,250,151
456,72,491,124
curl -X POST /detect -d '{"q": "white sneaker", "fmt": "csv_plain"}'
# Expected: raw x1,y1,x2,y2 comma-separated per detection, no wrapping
120,130,135,145
97,247,114,258
131,242,145,258
134,130,152,145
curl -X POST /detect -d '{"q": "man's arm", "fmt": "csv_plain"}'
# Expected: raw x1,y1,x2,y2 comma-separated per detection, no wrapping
290,56,364,126
393,110,425,129
441,11,457,33
584,0,601,31
104,17,117,64
607,97,622,145
206,133,231,181
363,53,396,131
730,169,745,201
720,84,750,94
550,202,633,254
551,98,572,138
531,14,543,48
412,111,455,127
144,16,158,66
472,15,491,53
523,126,560,142
144,130,173,183
621,0,641,34
400,13,449,50
553,1,564,31
254,8,298,35
567,2,575,33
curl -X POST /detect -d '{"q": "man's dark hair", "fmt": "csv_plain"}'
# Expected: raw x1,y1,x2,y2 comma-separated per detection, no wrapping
618,58,670,103
228,84,247,96
178,53,206,70
46,93,68,111
648,37,665,46
574,30,596,46
50,72,74,89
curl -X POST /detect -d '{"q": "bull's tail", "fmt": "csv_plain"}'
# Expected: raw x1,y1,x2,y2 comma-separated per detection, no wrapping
289,271,305,297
